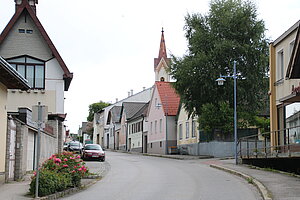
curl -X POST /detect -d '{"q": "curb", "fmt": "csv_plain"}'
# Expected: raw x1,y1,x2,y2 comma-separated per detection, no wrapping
210,164,272,200
34,177,102,200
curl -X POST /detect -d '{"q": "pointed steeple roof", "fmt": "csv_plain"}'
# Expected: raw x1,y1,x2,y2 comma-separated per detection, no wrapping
154,28,169,69
0,0,73,90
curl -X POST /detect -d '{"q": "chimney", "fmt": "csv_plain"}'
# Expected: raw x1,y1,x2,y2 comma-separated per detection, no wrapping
130,89,133,96
15,0,38,14
143,87,146,91
116,98,118,103
128,92,130,97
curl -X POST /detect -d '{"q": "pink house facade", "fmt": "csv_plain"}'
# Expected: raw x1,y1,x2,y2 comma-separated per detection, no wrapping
147,81,180,154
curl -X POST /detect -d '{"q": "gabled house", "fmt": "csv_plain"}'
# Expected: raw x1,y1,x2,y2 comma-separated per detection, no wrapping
177,104,200,155
0,0,72,181
147,81,180,154
93,88,152,149
269,20,300,151
106,106,122,149
119,102,149,152
0,56,29,184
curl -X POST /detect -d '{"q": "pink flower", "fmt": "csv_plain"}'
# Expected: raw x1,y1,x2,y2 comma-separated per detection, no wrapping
71,170,76,173
64,158,68,161
70,157,75,160
78,168,82,171
76,155,81,159
63,165,68,168
54,158,61,163
74,166,77,169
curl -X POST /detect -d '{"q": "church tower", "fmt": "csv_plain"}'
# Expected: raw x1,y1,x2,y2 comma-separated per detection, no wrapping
154,28,171,82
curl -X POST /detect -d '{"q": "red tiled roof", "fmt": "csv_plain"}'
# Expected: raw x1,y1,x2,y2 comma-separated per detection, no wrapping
0,1,73,91
155,81,180,116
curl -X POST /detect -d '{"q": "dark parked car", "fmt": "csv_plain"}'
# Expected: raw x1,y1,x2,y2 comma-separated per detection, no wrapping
67,141,83,154
82,144,105,162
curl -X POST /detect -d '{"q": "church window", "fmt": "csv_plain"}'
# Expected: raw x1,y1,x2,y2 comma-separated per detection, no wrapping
160,77,165,82
6,56,45,89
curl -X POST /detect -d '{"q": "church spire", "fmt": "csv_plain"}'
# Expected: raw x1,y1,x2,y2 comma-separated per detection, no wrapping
154,27,168,69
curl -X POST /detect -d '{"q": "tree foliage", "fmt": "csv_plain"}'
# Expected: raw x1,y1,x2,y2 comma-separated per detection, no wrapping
87,101,111,122
170,0,269,132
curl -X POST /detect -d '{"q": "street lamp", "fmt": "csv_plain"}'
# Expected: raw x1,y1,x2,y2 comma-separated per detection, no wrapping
216,60,238,165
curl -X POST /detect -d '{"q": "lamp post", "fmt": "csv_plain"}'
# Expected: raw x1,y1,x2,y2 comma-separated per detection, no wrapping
216,60,238,165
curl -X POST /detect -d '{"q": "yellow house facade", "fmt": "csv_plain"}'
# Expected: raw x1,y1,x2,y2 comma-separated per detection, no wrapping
177,104,199,154
269,20,300,149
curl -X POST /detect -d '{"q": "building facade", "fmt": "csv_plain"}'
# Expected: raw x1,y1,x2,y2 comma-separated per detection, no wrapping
269,20,300,150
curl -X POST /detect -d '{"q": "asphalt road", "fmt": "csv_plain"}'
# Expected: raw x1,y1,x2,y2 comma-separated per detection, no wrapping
61,151,262,200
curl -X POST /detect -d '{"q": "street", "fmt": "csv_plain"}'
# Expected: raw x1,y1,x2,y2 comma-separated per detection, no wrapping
61,151,262,200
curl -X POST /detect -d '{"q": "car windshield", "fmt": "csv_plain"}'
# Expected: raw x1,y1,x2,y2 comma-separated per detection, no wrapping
69,142,80,147
85,145,102,150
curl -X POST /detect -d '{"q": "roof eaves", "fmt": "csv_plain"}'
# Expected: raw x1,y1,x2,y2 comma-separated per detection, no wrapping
0,2,73,91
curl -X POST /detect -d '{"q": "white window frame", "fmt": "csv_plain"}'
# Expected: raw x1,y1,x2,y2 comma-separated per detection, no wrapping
277,49,284,81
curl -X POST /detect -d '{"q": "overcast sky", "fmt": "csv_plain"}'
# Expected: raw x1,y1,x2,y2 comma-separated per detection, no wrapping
0,0,300,133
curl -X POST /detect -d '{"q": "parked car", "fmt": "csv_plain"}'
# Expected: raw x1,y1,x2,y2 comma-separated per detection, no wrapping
82,144,105,162
63,142,70,151
67,141,83,154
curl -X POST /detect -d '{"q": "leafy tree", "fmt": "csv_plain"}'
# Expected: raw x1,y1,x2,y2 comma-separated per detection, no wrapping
87,101,111,122
170,0,269,133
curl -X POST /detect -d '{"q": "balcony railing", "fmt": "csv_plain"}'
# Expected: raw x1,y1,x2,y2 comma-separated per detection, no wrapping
238,125,300,159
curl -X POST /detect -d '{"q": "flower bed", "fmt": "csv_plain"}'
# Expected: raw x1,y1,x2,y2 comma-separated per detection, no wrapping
29,151,89,197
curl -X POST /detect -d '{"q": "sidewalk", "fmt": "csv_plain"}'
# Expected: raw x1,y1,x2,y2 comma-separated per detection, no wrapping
210,159,300,200
0,161,110,200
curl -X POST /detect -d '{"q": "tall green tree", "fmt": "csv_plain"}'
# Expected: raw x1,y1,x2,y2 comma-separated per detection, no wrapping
87,101,111,122
170,0,269,133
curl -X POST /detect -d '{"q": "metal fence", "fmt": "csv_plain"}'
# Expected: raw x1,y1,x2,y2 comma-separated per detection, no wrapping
238,125,300,159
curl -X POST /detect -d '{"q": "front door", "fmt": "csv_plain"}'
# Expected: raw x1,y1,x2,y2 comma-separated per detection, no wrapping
106,134,109,149
144,135,148,153
116,132,119,150
8,119,16,180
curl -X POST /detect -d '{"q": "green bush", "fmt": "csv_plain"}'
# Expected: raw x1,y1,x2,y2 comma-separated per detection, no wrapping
29,152,89,197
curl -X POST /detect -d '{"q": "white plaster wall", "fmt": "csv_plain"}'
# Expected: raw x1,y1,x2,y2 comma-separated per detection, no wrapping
0,82,7,173
128,118,143,149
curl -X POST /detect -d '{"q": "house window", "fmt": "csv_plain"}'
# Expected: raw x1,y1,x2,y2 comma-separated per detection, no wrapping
186,122,189,139
155,120,157,133
290,40,295,58
179,124,183,140
160,141,162,147
26,29,33,34
7,56,45,89
150,122,153,134
277,50,284,81
18,29,25,33
160,119,162,133
160,77,165,82
151,143,152,148
192,120,196,137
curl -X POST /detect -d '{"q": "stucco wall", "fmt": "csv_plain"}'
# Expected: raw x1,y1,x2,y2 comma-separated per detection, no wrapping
177,106,199,145
0,83,7,175
128,118,143,150
274,30,298,105
0,12,52,60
